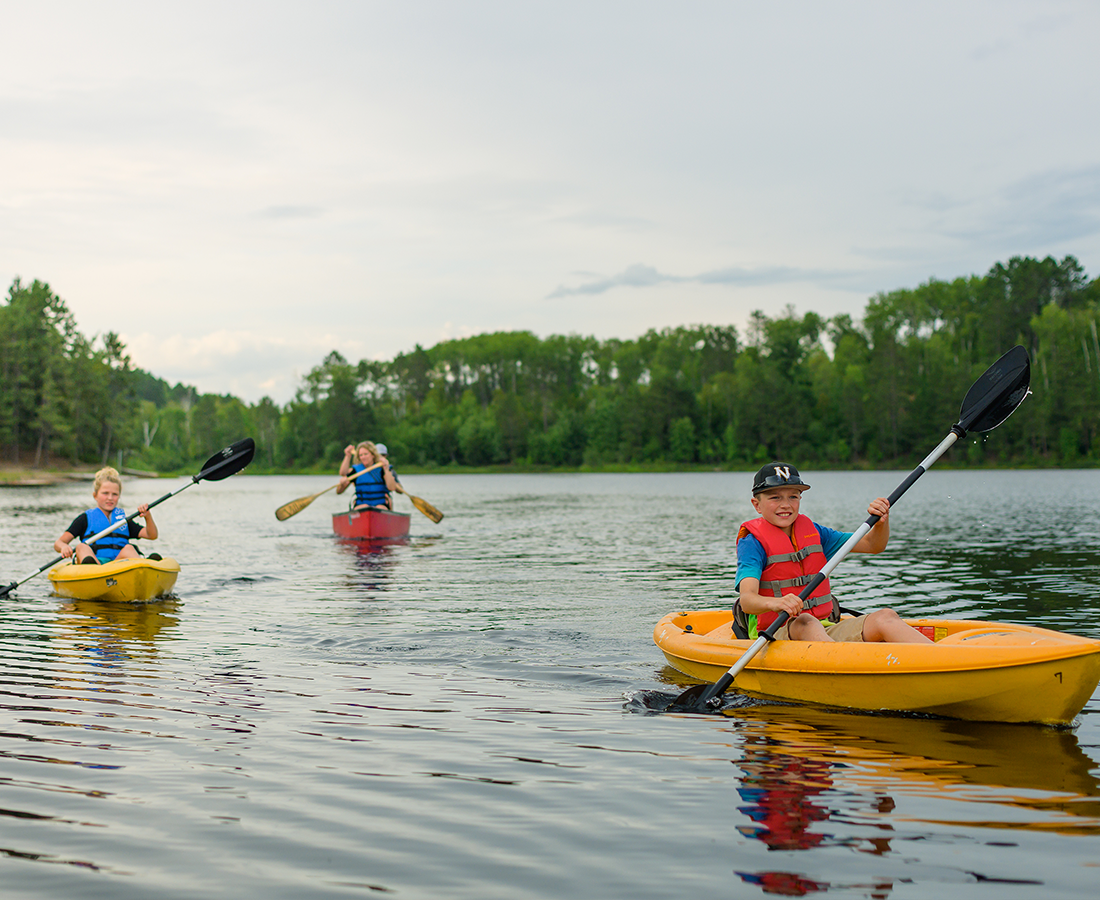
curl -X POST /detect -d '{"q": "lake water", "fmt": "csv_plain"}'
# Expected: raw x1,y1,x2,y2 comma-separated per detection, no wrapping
2,469,1099,899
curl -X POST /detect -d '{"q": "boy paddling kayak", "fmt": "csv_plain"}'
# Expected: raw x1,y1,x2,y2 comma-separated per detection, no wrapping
734,462,931,644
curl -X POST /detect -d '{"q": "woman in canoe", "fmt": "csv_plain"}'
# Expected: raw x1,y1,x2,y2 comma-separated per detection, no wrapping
54,466,159,564
337,441,399,510
733,462,931,644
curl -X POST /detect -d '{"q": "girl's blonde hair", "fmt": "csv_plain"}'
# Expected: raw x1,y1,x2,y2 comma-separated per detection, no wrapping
93,466,123,496
356,441,378,459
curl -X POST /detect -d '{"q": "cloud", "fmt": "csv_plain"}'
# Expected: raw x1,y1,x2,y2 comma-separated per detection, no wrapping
2,1,1098,410
888,164,1100,257
256,205,326,220
546,263,856,299
121,329,370,403
994,165,1100,246
547,264,679,298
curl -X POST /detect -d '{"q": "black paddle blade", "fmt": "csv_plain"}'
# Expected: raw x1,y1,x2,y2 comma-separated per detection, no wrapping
957,345,1031,435
197,438,256,482
666,683,717,712
666,675,733,713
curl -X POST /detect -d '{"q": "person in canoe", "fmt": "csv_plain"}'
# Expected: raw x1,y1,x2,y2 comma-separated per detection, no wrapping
337,440,399,510
54,466,159,564
733,462,932,644
373,442,404,510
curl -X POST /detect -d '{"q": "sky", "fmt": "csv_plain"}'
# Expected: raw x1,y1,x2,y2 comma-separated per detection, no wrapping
2,1,1099,404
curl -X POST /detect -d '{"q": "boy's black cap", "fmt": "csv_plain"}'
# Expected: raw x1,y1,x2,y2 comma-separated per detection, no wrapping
752,462,811,495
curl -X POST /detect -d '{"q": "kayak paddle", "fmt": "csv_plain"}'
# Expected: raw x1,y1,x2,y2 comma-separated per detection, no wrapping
274,463,383,521
667,345,1032,714
0,437,256,600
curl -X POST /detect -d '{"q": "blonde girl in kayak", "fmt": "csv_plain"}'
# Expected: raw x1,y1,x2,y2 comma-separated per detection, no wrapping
54,466,159,564
734,462,931,644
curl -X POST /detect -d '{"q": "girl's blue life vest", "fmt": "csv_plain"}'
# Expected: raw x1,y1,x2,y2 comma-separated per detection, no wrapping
83,506,131,561
351,464,389,508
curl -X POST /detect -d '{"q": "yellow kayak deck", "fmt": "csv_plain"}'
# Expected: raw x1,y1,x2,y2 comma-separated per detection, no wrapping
48,557,181,603
654,609,1100,726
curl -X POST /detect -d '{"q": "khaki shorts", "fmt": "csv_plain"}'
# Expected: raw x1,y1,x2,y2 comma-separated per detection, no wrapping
772,614,867,642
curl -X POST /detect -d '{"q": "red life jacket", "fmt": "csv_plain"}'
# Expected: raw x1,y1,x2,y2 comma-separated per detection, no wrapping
734,514,840,635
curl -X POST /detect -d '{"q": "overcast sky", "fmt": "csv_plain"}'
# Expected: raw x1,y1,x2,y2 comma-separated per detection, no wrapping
3,1,1098,403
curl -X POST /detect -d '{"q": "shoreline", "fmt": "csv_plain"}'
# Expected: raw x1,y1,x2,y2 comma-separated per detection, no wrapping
0,466,156,486
0,470,92,487
3,459,1091,486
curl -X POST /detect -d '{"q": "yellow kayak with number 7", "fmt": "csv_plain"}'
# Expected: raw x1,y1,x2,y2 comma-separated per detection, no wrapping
654,609,1100,726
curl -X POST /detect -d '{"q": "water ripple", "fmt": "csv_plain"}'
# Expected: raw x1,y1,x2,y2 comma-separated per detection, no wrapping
1,471,1099,898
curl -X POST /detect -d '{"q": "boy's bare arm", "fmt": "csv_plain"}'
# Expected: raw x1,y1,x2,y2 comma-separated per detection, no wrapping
853,497,890,553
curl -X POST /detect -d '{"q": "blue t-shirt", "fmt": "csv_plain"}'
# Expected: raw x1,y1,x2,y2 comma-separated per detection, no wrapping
734,521,852,589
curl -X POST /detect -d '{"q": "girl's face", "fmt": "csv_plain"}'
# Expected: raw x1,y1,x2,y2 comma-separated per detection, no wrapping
358,446,375,465
94,481,122,511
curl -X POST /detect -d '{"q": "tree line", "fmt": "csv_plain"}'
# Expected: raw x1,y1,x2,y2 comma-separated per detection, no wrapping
2,254,1098,474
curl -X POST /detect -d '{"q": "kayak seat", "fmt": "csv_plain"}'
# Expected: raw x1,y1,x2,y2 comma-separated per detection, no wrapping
728,605,865,641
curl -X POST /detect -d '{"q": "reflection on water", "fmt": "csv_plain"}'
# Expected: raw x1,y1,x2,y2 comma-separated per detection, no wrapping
728,707,1098,896
2,472,1100,899
54,598,180,661
736,734,841,851
334,536,406,592
733,707,1100,833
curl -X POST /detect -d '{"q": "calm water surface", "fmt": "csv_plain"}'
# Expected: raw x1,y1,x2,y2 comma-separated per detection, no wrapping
2,470,1099,899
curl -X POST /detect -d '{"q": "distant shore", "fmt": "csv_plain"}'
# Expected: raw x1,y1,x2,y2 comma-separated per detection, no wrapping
0,464,159,486
0,465,89,486
2,459,1086,487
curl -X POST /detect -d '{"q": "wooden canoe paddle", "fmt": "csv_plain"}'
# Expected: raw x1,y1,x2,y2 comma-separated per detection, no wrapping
395,485,444,523
274,463,383,521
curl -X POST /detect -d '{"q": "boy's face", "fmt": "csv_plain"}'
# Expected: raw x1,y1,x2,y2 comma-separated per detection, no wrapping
751,487,806,530
94,481,121,511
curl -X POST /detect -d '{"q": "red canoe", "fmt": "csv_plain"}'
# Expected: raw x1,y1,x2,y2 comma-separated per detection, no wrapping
332,508,411,540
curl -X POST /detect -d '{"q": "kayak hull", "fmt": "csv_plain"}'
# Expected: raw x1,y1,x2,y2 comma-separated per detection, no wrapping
48,557,181,603
654,610,1100,726
332,508,411,540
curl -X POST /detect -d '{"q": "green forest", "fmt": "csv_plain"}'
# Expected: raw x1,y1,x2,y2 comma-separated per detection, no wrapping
2,254,1099,475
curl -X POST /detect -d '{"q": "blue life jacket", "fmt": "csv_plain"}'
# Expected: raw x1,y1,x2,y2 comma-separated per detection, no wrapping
351,464,389,508
83,506,130,561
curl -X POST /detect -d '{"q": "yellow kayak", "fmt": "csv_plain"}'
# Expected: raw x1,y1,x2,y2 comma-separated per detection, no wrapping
654,609,1100,726
48,557,181,603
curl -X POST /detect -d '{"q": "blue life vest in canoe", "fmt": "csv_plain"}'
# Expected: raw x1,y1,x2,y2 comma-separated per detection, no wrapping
351,464,389,508
83,506,130,561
